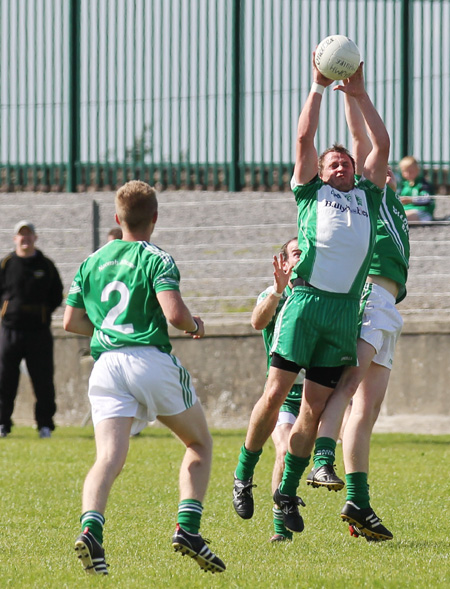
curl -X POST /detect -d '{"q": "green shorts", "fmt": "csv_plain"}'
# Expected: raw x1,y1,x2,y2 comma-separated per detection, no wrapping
279,383,303,417
271,286,360,368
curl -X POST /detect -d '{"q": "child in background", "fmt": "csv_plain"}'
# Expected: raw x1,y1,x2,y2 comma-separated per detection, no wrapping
398,156,435,222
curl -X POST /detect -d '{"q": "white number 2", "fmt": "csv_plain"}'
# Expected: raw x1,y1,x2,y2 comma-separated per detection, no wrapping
100,281,134,334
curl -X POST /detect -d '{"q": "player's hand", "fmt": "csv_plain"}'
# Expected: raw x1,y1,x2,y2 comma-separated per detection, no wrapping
185,316,205,339
272,254,291,294
333,62,365,96
312,51,335,87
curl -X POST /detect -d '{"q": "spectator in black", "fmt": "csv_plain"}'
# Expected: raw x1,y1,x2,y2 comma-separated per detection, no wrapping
0,221,63,438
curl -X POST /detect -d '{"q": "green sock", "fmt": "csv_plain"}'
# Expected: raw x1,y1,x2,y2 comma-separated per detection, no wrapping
80,511,105,544
313,437,337,468
345,472,370,508
235,444,262,481
279,452,310,497
177,499,203,534
272,506,293,540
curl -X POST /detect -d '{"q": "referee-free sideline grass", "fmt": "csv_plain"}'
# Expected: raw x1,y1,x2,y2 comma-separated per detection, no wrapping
0,426,449,589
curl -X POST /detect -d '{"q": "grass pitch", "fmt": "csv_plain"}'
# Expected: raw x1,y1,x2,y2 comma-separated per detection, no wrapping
0,426,449,588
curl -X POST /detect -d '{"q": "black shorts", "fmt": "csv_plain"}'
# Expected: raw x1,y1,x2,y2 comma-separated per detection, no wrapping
271,353,343,388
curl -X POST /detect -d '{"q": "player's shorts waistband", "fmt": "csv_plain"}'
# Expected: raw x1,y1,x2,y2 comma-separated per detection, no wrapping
291,277,359,300
291,277,315,288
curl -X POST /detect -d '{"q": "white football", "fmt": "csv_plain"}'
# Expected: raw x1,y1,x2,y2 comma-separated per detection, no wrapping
315,35,360,81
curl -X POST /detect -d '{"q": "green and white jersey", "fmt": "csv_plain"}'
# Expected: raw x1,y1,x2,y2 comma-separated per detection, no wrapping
370,186,410,303
290,175,383,297
257,284,304,388
66,239,180,360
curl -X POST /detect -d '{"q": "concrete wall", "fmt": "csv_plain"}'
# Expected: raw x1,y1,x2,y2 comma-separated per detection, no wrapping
3,191,450,431
12,318,450,429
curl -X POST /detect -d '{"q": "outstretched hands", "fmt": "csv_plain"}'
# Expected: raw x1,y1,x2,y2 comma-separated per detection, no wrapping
333,62,365,96
312,51,365,97
272,254,291,293
312,52,336,87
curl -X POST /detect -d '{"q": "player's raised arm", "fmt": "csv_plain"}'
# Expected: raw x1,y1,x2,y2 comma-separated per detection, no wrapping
293,54,334,185
344,94,372,174
335,63,390,188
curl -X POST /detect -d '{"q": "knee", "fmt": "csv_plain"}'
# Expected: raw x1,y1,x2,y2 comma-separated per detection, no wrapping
275,447,287,469
263,387,287,413
304,397,328,419
189,431,213,458
337,375,362,401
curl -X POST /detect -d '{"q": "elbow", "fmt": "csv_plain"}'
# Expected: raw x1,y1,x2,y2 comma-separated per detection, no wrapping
165,310,187,330
251,317,265,331
381,134,391,156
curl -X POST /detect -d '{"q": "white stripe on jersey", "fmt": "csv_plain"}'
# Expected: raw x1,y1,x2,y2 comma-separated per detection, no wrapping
142,241,173,264
96,330,123,350
379,190,409,266
68,283,81,295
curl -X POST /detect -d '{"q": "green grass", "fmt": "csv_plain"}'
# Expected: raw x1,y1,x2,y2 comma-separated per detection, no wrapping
1,427,450,588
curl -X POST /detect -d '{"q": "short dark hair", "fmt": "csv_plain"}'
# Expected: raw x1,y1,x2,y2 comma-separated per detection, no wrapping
318,143,355,178
280,237,297,261
107,227,123,240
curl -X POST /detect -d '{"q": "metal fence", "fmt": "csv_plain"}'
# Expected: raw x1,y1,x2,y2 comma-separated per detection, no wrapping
1,0,449,193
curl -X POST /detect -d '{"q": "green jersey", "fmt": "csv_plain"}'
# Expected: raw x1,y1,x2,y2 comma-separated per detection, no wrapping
370,186,410,303
398,177,435,218
66,240,180,360
290,175,383,297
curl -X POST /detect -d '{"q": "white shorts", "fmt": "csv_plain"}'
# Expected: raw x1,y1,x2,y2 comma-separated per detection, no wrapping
359,283,403,369
88,346,197,436
276,411,297,427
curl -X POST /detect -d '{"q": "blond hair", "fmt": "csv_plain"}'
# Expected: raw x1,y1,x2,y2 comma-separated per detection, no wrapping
398,155,418,171
115,181,158,231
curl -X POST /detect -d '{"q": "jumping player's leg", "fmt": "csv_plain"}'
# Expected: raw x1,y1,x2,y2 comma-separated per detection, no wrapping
244,366,298,454
340,362,393,541
232,366,297,521
271,418,295,541
271,421,294,495
273,378,335,533
306,340,376,490
342,362,390,474
282,378,335,489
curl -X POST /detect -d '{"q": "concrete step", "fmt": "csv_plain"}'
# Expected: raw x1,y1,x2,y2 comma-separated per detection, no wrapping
1,192,449,321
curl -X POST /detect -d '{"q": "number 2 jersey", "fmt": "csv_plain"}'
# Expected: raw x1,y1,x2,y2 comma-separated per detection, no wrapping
66,239,180,360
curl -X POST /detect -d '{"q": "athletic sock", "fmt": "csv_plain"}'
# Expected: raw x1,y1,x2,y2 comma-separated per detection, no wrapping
279,452,310,497
345,472,370,509
313,437,337,468
235,444,263,481
176,499,203,534
273,506,293,540
80,511,105,544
